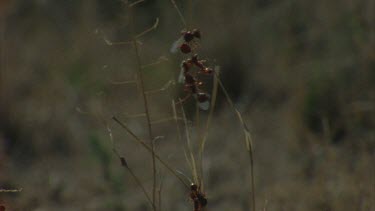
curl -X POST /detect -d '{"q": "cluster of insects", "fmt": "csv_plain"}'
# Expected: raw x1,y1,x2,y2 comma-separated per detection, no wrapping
189,183,208,211
171,29,201,54
171,29,214,110
171,29,212,210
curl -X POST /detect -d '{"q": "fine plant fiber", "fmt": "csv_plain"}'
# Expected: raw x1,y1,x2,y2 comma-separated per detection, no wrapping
215,72,256,211
125,1,160,208
157,172,164,211
112,116,190,189
198,66,219,192
172,100,194,172
168,0,256,210
105,114,158,209
109,0,257,210
107,125,154,208
169,0,187,27
181,103,200,185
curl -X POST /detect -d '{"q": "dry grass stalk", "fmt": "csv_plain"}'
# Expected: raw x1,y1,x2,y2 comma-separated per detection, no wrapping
106,125,154,208
126,1,159,208
168,1,256,210
112,116,190,189
215,73,256,211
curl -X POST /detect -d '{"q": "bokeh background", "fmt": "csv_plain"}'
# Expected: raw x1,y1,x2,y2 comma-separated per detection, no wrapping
0,0,374,210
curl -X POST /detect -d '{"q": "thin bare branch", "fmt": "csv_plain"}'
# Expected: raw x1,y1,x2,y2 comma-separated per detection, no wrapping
151,117,184,125
198,66,219,192
101,31,142,46
129,0,145,7
215,72,256,211
108,79,138,85
136,18,160,39
145,80,175,95
106,124,154,208
172,100,194,171
169,0,187,27
181,104,199,185
141,56,169,69
112,116,190,188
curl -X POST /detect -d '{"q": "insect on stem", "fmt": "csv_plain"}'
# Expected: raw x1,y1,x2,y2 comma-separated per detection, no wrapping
112,116,190,189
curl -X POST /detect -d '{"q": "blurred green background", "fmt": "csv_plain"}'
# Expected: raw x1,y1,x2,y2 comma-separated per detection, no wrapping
0,0,374,210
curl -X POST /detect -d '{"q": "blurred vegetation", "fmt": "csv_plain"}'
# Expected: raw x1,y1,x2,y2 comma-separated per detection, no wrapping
0,0,374,210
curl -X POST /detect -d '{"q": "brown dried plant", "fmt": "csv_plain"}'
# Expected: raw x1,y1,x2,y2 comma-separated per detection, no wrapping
98,0,256,211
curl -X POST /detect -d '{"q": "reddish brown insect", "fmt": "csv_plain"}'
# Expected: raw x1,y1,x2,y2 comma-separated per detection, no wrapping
180,66,210,110
190,54,213,74
178,55,213,83
190,183,207,211
183,29,201,42
171,29,201,54
180,43,192,54
177,54,214,110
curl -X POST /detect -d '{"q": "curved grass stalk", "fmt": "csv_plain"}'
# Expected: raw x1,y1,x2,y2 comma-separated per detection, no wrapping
215,72,256,211
126,2,159,207
198,66,219,192
170,0,187,27
172,100,194,173
181,104,200,185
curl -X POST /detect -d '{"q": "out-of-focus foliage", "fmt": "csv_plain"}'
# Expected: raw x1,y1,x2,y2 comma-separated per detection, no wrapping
0,0,374,210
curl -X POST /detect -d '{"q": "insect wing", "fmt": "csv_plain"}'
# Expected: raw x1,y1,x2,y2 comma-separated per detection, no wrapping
178,67,185,83
198,100,210,110
194,93,211,110
170,36,184,53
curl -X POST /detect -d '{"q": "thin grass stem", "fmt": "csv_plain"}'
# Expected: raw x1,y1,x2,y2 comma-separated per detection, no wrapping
136,18,159,39
170,0,187,27
127,3,158,209
198,67,219,192
181,104,200,185
113,116,190,189
106,124,155,209
215,72,256,211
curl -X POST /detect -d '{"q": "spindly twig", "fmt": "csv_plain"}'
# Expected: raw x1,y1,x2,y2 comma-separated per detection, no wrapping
113,116,190,189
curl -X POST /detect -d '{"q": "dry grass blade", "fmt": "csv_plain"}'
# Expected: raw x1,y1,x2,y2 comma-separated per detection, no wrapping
128,4,158,206
136,18,159,39
151,117,184,125
112,116,190,188
214,72,256,211
129,0,145,7
172,100,194,171
123,112,147,118
99,30,142,46
141,56,169,69
198,66,219,191
181,104,200,185
106,125,154,209
170,0,187,27
158,172,164,211
145,80,175,95
108,79,137,85
104,38,133,46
